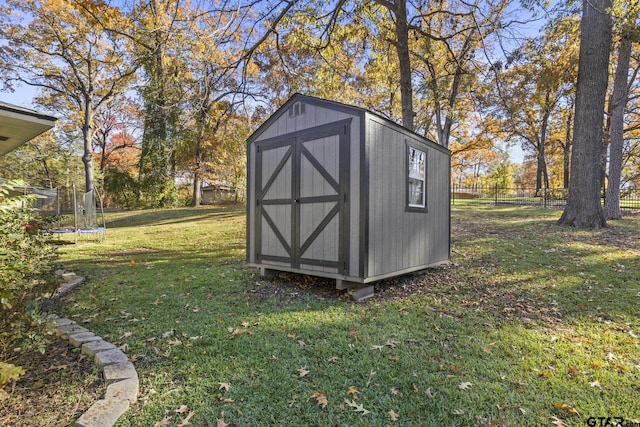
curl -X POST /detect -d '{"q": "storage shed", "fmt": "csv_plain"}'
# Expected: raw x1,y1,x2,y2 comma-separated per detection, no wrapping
246,94,450,300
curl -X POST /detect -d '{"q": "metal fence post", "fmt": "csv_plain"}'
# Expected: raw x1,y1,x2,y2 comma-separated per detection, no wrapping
452,183,455,205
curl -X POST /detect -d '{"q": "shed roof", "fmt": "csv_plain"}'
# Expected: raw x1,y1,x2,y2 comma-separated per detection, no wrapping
247,93,450,155
0,100,57,157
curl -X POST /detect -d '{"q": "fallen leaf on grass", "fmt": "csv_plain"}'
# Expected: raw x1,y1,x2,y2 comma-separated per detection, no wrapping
458,382,473,390
568,366,580,377
152,346,171,358
297,367,309,377
366,370,376,387
450,364,461,375
175,405,189,414
177,411,195,427
589,380,601,388
476,415,497,426
347,386,359,398
288,394,298,407
298,340,307,348
425,387,436,398
219,382,231,391
555,403,579,415
344,399,370,415
216,419,229,427
551,416,568,426
227,327,248,338
327,356,339,363
155,413,172,426
312,391,328,409
167,339,182,347
452,409,465,415
496,404,526,415
388,409,399,421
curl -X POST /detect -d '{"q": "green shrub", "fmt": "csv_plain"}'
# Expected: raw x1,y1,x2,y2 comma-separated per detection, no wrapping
0,181,58,359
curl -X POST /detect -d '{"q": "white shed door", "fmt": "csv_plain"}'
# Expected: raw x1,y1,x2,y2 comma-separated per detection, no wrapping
255,119,351,274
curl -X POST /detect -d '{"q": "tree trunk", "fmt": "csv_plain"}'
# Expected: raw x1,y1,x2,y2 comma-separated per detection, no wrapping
604,32,633,220
82,102,95,193
191,127,205,207
558,0,612,228
537,93,551,191
192,174,202,207
563,110,572,189
390,0,414,131
536,141,544,192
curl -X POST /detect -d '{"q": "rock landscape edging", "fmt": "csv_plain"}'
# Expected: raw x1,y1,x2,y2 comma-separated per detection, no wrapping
48,272,138,427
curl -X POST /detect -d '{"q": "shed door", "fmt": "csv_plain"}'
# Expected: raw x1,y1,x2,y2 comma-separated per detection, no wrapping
255,119,351,274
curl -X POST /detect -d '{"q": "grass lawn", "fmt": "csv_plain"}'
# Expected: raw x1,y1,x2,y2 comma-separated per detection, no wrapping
57,205,640,426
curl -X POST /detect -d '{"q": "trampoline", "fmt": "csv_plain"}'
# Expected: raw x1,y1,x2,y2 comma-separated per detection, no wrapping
43,185,106,243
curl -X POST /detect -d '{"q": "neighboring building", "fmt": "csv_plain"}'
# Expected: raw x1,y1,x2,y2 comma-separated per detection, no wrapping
0,100,57,157
201,184,236,205
246,94,451,300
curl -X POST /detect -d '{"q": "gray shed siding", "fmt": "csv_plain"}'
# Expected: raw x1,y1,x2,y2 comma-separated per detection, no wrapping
365,115,450,280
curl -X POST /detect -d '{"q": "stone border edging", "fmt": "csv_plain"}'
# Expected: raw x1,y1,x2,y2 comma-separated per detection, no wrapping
47,275,138,427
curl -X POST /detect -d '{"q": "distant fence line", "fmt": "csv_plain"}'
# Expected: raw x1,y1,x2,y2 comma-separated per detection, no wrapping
451,185,640,210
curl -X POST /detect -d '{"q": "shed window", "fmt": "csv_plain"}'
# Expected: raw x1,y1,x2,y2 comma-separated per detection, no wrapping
407,146,426,209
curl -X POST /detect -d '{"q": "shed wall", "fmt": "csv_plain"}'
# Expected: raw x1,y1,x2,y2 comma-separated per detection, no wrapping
247,100,363,278
365,115,450,279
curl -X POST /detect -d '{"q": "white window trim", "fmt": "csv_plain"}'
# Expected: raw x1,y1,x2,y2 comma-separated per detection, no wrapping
408,146,426,209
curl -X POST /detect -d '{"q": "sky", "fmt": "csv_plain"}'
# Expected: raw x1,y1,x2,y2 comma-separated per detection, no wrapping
1,0,548,165
1,84,38,109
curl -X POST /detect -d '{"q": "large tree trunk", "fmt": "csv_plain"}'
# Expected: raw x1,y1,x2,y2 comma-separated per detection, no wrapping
563,110,572,189
384,0,414,131
604,32,633,220
558,0,612,229
82,102,95,193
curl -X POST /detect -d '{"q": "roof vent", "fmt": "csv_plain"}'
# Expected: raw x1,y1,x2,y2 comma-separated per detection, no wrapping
288,102,305,117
